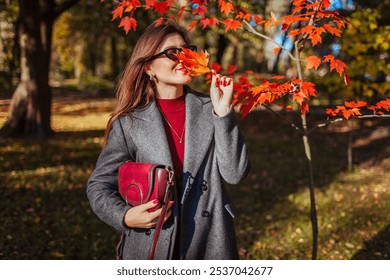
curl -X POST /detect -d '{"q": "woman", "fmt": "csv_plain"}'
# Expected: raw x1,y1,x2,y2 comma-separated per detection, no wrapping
87,20,250,260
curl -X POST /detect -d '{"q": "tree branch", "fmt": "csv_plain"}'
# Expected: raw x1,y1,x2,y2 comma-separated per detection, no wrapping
262,104,304,135
242,19,297,62
308,114,390,135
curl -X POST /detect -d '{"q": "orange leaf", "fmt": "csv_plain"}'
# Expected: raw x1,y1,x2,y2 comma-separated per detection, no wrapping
218,0,234,16
188,20,198,31
272,75,285,80
292,91,307,104
254,16,266,25
175,49,210,76
200,18,219,29
300,102,309,115
264,18,273,31
236,11,252,21
226,64,238,75
119,17,137,34
301,81,316,97
331,59,348,76
257,92,272,106
145,0,154,9
344,101,367,108
324,24,342,37
309,27,325,46
211,62,222,73
376,99,390,111
222,19,243,32
322,0,331,9
306,55,321,70
112,5,124,21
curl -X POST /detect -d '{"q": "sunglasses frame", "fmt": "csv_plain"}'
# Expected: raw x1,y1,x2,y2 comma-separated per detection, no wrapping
148,45,197,62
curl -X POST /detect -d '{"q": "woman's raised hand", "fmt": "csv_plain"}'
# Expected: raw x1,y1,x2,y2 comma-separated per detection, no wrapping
210,70,233,117
124,199,174,229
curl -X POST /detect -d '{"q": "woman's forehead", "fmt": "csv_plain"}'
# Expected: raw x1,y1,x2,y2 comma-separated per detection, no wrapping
158,33,186,50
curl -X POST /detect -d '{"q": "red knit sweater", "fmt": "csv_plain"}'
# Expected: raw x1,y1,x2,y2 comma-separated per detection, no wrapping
156,95,186,196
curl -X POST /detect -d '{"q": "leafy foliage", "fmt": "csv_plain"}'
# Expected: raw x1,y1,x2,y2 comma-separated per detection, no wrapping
105,0,389,121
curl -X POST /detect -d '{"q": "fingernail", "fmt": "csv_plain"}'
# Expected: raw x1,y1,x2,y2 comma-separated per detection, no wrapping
153,199,159,204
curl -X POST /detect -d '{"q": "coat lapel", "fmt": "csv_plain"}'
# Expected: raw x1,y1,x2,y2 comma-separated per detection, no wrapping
182,92,214,203
132,101,173,168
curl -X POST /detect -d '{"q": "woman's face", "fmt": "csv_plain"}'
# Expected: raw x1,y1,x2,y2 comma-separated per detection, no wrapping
147,33,193,87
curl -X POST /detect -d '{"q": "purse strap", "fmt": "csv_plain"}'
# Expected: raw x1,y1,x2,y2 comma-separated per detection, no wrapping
148,167,175,260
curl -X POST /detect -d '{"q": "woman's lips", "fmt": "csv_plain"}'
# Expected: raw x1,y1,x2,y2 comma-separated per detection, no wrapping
178,67,188,73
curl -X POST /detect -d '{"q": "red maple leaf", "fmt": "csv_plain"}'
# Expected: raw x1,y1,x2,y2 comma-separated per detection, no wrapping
345,101,367,108
236,11,252,21
200,18,219,29
306,55,322,70
222,19,243,32
309,27,325,46
330,59,347,76
376,99,390,111
218,0,234,16
188,20,198,31
324,24,342,37
254,16,266,25
112,5,124,21
272,75,285,80
300,102,309,115
226,64,238,75
119,17,137,34
153,1,171,15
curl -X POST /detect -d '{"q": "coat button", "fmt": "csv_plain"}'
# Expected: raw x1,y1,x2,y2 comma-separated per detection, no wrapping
201,184,208,191
145,229,151,235
202,211,210,218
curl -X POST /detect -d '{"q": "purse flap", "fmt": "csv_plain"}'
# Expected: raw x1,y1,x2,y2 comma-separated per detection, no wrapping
118,162,167,206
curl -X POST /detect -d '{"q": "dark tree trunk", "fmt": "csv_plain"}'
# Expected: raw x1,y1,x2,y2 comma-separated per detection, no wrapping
216,34,229,64
0,0,79,139
110,36,119,79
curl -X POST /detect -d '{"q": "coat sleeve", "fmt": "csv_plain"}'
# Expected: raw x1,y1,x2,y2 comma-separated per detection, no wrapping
86,118,134,232
213,106,250,184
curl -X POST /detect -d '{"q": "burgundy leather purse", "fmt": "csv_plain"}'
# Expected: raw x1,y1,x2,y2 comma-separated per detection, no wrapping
117,161,175,260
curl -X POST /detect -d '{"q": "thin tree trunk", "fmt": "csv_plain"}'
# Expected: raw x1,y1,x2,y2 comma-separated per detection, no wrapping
295,41,318,260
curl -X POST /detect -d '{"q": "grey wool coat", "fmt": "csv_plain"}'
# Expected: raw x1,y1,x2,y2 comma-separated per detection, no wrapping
87,90,250,260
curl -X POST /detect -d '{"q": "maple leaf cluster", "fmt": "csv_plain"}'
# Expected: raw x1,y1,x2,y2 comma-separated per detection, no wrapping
233,72,316,118
326,99,390,119
107,0,389,121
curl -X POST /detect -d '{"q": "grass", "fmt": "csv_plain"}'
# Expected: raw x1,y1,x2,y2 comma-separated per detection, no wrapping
0,96,389,259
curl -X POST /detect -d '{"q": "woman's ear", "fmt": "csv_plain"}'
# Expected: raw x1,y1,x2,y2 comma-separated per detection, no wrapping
144,62,153,76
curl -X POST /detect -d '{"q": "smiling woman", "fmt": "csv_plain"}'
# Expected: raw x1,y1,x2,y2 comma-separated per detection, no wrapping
86,20,251,260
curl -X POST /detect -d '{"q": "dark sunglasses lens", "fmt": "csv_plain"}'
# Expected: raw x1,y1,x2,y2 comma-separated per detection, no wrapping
188,45,197,51
166,48,180,60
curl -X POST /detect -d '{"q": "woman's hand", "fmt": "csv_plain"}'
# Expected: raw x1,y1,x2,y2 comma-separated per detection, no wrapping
124,199,174,229
210,70,233,117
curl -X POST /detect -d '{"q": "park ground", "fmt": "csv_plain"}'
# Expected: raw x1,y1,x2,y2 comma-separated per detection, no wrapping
0,90,389,259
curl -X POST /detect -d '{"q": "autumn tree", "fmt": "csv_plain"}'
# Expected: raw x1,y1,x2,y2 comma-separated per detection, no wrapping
0,0,80,138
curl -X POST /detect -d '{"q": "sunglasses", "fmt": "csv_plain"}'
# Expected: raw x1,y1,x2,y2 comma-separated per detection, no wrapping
148,45,197,61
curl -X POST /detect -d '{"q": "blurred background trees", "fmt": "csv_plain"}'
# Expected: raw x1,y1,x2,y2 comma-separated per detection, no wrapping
0,0,389,138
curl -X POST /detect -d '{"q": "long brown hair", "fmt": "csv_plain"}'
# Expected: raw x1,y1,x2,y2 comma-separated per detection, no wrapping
104,20,191,143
